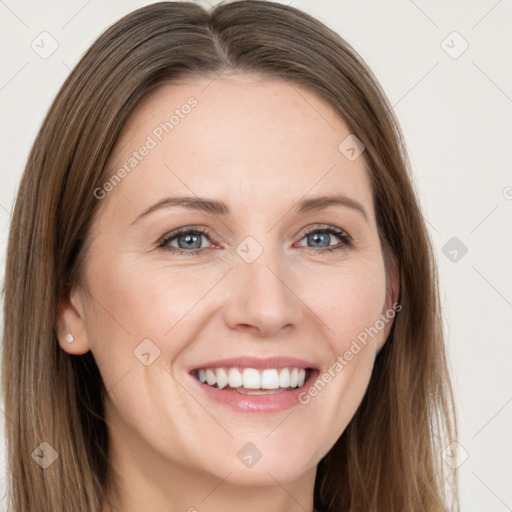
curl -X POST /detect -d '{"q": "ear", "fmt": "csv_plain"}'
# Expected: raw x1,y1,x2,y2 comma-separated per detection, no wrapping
376,256,400,352
55,287,92,355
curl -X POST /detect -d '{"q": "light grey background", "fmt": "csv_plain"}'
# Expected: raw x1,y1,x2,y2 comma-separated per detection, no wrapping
0,1,511,510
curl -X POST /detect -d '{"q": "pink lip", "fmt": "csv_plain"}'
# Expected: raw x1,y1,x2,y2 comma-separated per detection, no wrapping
188,356,317,372
188,369,319,414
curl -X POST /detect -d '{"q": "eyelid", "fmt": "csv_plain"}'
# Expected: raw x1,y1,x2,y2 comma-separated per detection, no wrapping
157,226,217,248
157,223,353,255
294,225,352,252
298,224,352,242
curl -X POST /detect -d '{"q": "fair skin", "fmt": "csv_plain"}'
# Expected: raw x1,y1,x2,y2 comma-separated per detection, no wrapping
57,73,399,512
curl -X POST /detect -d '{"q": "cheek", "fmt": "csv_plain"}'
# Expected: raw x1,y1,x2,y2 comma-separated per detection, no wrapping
306,259,387,353
295,260,387,437
83,256,223,370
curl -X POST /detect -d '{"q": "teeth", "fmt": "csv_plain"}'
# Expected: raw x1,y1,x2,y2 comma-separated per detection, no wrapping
289,368,298,388
216,368,229,390
205,369,217,386
261,369,280,389
194,367,309,390
228,368,243,388
279,368,290,388
243,368,261,389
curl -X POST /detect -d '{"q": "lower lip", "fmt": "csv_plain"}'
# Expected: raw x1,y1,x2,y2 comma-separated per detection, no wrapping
189,370,318,413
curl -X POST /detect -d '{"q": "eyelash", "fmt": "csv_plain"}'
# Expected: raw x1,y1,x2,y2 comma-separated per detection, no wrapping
157,225,352,257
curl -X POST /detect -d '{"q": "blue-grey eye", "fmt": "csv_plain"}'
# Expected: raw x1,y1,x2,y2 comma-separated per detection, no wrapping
307,232,331,248
175,232,206,249
296,227,350,250
160,229,213,252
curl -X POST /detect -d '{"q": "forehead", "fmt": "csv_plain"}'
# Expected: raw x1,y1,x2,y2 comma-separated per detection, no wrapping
102,74,374,222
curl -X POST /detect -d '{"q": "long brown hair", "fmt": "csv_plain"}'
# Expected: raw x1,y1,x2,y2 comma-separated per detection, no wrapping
1,1,459,510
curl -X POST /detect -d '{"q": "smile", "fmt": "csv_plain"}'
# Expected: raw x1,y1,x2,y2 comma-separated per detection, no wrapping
188,356,319,413
192,367,310,392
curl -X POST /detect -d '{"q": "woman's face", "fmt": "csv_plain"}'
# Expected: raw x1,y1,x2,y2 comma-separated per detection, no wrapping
59,74,398,490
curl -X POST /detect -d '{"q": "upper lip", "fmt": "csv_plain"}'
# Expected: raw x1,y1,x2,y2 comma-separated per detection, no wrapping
189,356,317,372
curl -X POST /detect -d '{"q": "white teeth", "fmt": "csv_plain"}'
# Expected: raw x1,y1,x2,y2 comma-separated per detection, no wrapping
215,368,229,390
242,368,261,389
279,368,290,388
205,369,217,386
261,369,280,390
194,367,310,390
228,368,243,388
289,368,298,387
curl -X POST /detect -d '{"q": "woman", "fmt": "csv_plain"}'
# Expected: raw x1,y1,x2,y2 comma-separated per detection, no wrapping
1,1,459,511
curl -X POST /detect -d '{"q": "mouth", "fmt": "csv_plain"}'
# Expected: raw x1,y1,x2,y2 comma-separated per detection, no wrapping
187,357,318,413
190,366,314,394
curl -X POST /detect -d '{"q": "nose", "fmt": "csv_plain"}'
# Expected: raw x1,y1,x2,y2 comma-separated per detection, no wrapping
222,247,303,338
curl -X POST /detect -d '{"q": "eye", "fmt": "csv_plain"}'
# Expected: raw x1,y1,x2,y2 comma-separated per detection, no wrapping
295,225,352,252
158,227,214,256
157,224,352,257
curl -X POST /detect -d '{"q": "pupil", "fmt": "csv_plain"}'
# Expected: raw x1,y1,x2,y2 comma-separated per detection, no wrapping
178,233,201,249
309,232,329,248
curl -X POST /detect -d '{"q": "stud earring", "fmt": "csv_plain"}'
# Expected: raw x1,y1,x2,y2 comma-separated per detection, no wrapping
61,331,74,344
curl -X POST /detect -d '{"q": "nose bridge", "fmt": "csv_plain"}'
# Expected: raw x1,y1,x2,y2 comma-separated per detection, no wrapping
224,237,302,336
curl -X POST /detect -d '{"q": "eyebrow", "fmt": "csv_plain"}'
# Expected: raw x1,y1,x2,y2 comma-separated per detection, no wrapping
130,193,369,225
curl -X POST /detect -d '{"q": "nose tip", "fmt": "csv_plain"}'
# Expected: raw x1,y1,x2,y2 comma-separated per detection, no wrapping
223,258,303,338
